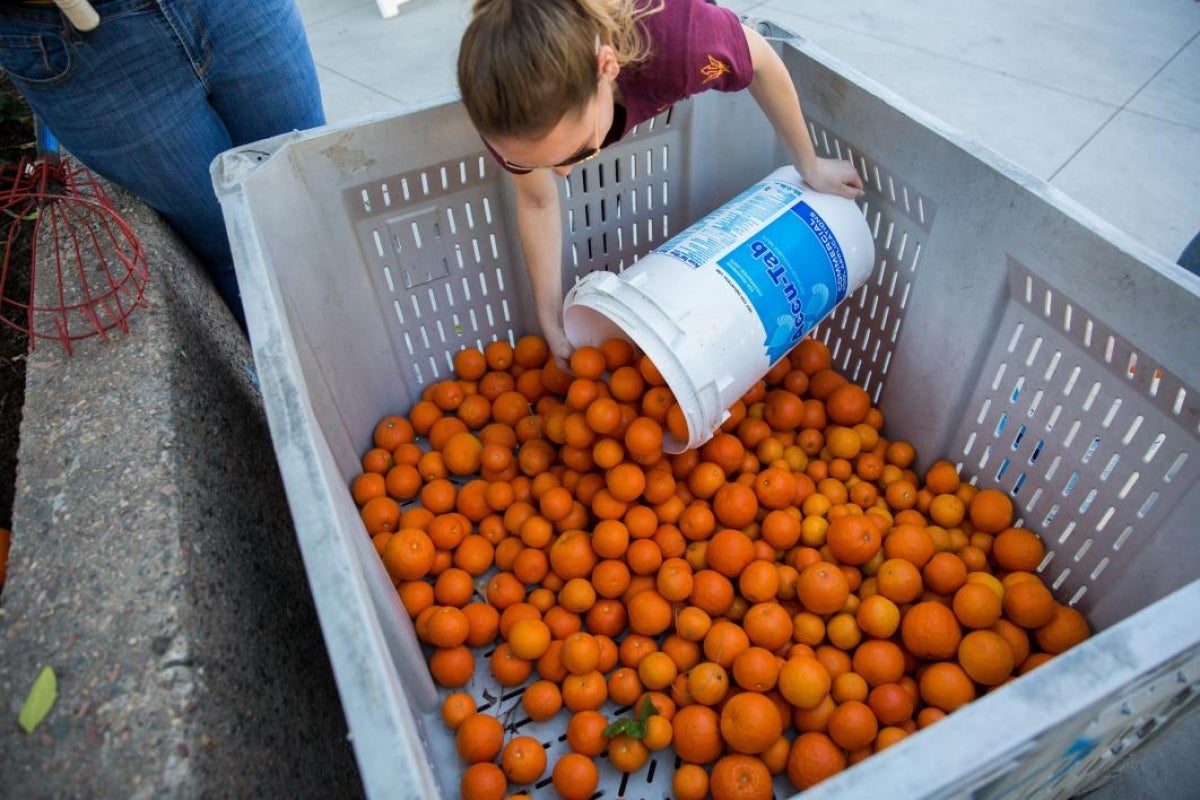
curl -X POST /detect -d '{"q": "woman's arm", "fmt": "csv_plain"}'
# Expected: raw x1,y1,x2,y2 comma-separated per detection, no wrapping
743,24,864,199
511,169,573,363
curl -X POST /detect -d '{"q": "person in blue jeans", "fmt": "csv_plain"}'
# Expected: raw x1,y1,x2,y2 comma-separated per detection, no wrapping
0,0,326,329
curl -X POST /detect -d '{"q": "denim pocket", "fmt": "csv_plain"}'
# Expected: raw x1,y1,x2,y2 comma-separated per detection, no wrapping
0,30,72,86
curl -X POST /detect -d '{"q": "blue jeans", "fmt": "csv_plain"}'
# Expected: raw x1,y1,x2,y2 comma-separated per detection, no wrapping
0,0,326,328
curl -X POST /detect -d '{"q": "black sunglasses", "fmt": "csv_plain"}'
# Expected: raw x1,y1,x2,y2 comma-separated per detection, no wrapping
500,104,602,173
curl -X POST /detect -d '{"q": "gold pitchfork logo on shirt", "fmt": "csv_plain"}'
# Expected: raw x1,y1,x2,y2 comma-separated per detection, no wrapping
699,53,732,83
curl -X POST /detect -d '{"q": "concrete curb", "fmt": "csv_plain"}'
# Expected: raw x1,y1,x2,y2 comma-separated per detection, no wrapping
0,182,362,797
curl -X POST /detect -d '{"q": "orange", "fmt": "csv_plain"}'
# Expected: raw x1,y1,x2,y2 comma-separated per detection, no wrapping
867,682,915,726
882,523,936,568
753,468,799,512
738,560,781,604
521,679,563,722
455,712,504,764
362,495,403,536
499,735,547,785
607,667,644,707
991,618,1032,667
874,726,910,752
710,753,773,800
874,558,923,604
923,459,961,494
686,660,731,706
453,346,488,381
380,527,435,581
672,704,724,765
884,479,918,511
624,416,664,459
608,364,646,403
952,581,1004,629
796,561,850,616
1003,578,1056,629
851,639,906,687
793,337,832,375
778,656,832,710
607,733,650,774
700,431,746,475
786,731,846,790
656,557,695,603
561,631,602,675
483,338,514,371
827,699,878,751
513,334,550,369
720,691,784,755
562,669,608,712
922,551,968,595
490,642,533,687
459,762,506,800
992,526,1046,572
350,471,387,506
703,619,751,669
900,601,963,661
884,439,915,469
569,344,607,380
807,368,847,401
637,650,679,691
691,566,734,618
825,514,882,566
731,646,781,693
958,629,1015,686
918,661,976,712
440,691,477,731
825,382,872,426
424,605,470,648
605,460,646,503
428,645,475,688
969,488,1014,533
373,414,415,451
855,593,901,639
565,709,610,756
551,753,600,800
763,389,804,431
713,481,760,529
1034,603,1091,654
673,764,711,800
626,588,673,636
928,493,966,528
741,601,795,652
831,670,869,704
462,602,500,648
507,617,552,661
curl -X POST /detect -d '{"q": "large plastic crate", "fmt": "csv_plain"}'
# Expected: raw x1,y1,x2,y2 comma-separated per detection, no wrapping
212,21,1200,800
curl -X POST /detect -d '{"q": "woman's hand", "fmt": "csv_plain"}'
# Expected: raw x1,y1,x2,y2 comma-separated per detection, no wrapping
801,156,864,199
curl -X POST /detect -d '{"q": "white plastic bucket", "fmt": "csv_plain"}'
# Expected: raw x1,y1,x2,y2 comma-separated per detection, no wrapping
563,166,875,452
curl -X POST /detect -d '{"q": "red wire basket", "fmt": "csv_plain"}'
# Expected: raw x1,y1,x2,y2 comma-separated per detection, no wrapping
0,152,148,354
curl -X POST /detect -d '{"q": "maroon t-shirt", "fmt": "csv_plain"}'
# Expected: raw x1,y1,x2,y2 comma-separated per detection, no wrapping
611,0,753,141
486,0,753,171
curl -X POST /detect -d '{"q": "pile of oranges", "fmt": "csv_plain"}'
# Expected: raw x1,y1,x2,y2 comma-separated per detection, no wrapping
350,333,1092,800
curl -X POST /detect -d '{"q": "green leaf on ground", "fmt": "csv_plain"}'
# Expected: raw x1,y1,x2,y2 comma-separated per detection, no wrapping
18,666,57,733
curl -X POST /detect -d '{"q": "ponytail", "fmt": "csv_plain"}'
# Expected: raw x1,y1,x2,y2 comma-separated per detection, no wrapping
458,0,663,138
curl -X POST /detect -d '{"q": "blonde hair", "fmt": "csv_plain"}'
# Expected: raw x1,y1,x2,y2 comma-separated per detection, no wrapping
457,0,663,139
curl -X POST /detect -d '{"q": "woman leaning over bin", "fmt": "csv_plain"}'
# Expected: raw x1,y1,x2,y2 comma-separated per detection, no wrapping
457,0,864,363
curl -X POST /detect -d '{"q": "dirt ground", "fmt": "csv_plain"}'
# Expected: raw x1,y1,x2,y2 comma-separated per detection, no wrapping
0,77,33,530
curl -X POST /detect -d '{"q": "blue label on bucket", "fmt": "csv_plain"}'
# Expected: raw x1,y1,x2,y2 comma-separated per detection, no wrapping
717,200,848,364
